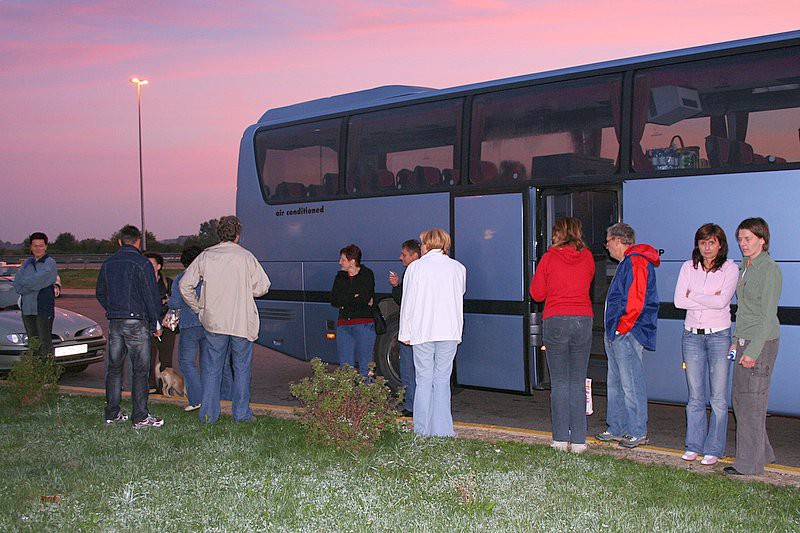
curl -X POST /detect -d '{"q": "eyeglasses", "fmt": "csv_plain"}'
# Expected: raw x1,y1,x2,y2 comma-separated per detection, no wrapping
604,236,617,248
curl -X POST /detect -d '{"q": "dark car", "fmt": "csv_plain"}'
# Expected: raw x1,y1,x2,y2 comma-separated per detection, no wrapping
0,276,105,374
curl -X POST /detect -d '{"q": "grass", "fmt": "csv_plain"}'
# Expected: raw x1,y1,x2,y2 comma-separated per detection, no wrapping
58,269,182,289
1,391,798,532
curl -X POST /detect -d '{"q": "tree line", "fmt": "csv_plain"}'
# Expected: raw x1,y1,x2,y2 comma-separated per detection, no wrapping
1,219,222,255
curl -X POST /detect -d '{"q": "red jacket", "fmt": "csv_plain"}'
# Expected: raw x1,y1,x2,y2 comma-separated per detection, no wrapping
530,245,595,319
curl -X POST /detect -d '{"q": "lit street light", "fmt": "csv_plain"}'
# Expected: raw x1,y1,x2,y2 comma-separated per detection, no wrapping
130,77,149,250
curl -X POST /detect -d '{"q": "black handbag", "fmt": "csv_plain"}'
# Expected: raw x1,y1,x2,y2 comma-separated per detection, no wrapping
371,305,387,335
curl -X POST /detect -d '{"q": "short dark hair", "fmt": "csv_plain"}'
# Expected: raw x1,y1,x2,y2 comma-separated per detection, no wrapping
29,232,48,245
340,244,362,266
402,239,421,257
217,216,242,242
180,245,203,268
607,222,636,245
144,251,164,269
737,217,771,252
119,225,141,245
691,223,728,272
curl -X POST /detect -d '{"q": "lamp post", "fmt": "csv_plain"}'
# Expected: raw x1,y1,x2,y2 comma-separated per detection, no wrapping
130,77,149,250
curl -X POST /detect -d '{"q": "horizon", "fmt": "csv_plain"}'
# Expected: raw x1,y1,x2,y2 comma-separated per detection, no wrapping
2,1,798,242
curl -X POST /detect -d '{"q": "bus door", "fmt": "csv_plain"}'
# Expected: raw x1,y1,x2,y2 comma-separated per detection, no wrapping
453,192,529,392
532,186,619,390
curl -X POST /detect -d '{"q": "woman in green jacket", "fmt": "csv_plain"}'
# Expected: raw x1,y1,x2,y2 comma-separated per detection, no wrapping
724,217,782,476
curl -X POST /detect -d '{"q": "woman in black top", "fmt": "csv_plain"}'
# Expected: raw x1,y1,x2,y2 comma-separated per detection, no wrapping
331,244,376,379
145,252,176,393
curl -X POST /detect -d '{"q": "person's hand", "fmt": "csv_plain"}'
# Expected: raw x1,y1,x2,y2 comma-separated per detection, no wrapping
154,328,162,339
739,354,756,369
389,272,399,287
368,298,374,306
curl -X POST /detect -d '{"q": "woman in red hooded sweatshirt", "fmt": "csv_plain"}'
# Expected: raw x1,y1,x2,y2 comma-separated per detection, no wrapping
530,217,595,453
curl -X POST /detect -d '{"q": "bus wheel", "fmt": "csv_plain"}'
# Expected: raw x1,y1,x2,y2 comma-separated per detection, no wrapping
374,314,402,391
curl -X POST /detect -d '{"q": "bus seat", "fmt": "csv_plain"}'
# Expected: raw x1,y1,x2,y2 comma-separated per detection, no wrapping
323,173,338,194
375,169,395,190
351,173,376,194
275,182,307,199
396,168,419,190
499,160,527,181
415,166,442,187
705,135,732,167
442,168,460,185
471,161,498,184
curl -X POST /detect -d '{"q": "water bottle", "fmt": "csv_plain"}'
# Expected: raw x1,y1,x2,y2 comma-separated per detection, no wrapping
728,347,736,361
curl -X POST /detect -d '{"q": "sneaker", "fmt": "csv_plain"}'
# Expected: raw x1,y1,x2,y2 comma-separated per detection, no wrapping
184,404,201,412
104,412,129,424
570,443,588,454
619,435,649,448
700,455,719,466
148,388,157,394
132,414,164,429
595,431,623,442
550,440,569,452
682,451,699,461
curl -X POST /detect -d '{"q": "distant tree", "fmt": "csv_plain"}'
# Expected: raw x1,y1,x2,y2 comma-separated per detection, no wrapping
198,218,220,246
51,232,78,251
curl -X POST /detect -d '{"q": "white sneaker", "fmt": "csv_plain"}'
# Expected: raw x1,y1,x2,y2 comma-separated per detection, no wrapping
682,451,699,461
700,455,719,466
184,404,201,412
570,443,588,454
550,440,569,452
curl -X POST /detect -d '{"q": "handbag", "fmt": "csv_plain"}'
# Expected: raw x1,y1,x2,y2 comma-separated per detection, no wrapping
370,305,387,335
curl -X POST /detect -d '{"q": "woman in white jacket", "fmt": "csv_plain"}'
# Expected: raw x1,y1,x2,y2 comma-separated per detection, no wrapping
398,228,466,437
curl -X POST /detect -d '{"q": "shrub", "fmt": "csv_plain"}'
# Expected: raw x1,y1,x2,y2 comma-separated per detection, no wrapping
8,340,63,407
290,358,400,452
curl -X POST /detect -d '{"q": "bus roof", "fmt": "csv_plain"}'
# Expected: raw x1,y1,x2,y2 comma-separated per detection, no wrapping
256,29,800,127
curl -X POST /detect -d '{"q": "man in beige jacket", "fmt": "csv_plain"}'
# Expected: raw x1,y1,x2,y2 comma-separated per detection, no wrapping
180,216,271,423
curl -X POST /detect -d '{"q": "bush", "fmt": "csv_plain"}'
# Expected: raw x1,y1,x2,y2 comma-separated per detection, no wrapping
8,340,63,407
290,358,400,452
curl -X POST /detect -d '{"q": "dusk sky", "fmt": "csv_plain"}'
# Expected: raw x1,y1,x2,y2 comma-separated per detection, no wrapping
1,1,797,243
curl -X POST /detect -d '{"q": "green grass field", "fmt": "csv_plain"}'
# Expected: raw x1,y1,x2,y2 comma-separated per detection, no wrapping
1,391,797,531
59,269,182,289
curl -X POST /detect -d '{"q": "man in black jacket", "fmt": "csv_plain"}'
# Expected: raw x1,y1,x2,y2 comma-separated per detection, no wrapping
96,225,164,429
389,239,421,416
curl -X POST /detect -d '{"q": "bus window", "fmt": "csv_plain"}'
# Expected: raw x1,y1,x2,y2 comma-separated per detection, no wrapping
470,75,622,184
346,99,463,194
254,119,342,203
634,46,800,173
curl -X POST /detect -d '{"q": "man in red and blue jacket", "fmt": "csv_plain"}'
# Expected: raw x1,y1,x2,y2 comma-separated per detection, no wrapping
596,222,660,449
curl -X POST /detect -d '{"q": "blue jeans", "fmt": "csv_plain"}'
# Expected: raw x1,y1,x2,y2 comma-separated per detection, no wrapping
336,323,376,379
200,332,253,423
682,328,731,457
413,341,458,437
105,319,151,424
399,343,416,411
178,325,207,406
544,316,593,444
604,333,648,438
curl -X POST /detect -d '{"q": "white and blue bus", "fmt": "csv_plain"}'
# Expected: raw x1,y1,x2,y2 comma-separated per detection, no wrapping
236,31,800,416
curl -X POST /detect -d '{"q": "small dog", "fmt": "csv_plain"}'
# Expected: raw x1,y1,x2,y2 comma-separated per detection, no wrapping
155,361,186,398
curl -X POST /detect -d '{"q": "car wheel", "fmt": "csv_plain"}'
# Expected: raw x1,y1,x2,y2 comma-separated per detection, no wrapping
54,284,62,298
374,313,402,391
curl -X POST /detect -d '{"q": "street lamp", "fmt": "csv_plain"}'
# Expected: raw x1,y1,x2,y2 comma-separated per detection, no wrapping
130,77,149,250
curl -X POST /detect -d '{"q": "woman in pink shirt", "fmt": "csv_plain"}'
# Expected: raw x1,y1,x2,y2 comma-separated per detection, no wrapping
673,223,738,466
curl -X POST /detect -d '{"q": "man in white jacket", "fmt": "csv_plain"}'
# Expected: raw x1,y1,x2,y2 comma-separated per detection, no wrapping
398,228,466,437
180,216,271,423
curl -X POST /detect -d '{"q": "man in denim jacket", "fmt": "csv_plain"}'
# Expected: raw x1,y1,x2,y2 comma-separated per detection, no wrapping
96,225,164,429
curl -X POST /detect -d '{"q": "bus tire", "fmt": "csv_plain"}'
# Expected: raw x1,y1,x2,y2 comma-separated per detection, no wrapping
374,313,402,392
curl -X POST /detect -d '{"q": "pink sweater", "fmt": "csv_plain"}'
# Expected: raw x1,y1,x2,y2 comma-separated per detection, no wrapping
673,259,738,329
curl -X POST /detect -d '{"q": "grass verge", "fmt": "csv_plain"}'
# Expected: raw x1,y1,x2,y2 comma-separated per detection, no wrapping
58,269,182,289
1,391,798,531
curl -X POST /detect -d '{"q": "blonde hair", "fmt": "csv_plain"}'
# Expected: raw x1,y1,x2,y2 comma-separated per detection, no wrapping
419,227,451,255
552,217,586,251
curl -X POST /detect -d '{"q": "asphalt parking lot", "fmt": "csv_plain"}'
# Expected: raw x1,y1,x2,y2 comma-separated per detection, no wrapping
55,294,800,470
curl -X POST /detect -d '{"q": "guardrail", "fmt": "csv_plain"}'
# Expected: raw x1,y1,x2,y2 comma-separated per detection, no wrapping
1,254,181,267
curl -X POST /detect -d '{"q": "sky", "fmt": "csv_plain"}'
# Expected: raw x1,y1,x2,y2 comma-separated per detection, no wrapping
1,0,798,243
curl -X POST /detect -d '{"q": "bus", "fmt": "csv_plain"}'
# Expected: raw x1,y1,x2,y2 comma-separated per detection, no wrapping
236,31,800,417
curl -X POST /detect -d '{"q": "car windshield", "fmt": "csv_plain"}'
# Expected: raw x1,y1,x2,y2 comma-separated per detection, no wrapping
0,279,19,309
